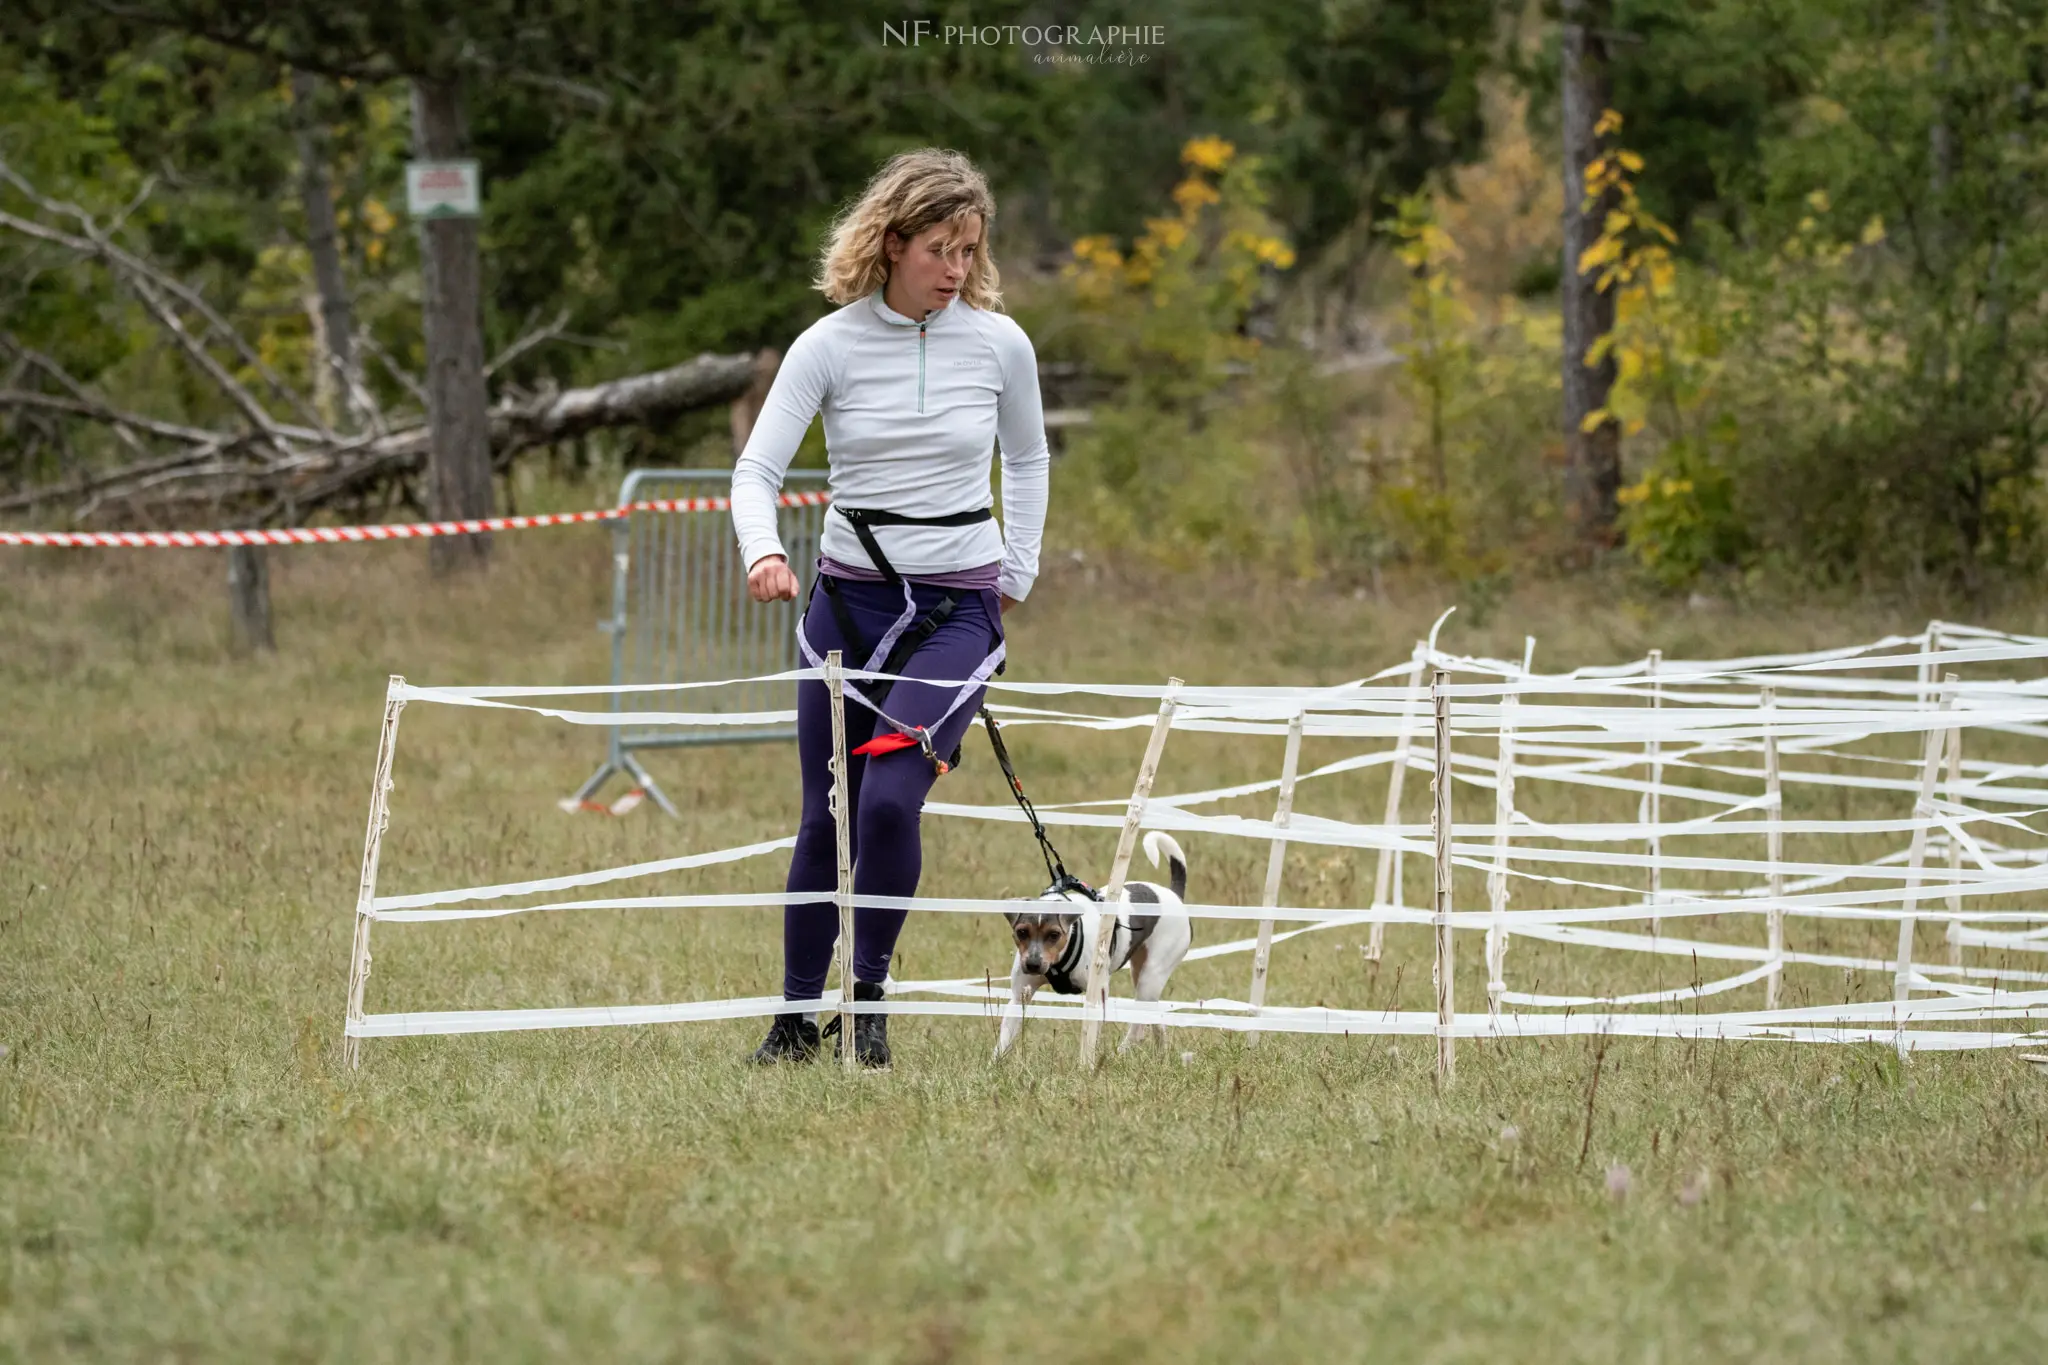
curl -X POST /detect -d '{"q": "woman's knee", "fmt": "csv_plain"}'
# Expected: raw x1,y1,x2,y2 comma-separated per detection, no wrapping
856,765,926,846
793,804,841,859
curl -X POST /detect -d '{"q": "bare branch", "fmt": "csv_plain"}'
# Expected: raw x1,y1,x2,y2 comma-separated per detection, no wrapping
484,308,571,378
0,161,331,438
0,334,147,457
0,205,294,445
355,328,430,411
505,70,615,110
0,444,235,515
103,174,158,239
0,389,229,447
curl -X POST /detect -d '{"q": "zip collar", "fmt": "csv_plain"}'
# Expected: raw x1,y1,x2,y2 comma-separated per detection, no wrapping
868,285,960,329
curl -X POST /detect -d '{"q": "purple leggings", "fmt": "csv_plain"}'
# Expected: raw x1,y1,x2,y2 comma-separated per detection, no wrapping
782,575,1004,1000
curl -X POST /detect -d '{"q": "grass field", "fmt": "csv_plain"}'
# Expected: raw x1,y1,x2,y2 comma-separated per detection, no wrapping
7,523,2048,1363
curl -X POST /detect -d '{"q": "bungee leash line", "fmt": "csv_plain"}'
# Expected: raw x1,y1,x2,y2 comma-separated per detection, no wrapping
977,708,1101,902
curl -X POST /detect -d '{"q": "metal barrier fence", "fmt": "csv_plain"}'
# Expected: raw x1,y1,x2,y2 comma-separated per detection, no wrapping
567,466,828,815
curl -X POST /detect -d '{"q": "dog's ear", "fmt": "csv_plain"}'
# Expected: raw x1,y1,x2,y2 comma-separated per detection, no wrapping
1003,910,1026,931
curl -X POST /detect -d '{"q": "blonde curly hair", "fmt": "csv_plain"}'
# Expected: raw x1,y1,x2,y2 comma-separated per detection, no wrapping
815,148,1003,311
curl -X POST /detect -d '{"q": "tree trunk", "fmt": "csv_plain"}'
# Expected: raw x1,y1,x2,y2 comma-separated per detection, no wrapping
294,70,361,429
227,544,274,654
411,76,493,573
1560,0,1621,553
220,68,357,659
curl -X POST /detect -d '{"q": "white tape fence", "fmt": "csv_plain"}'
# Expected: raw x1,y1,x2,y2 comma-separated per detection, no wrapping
342,617,2048,1070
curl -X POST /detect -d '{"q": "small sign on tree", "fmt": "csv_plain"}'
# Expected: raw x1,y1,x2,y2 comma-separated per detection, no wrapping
405,160,481,219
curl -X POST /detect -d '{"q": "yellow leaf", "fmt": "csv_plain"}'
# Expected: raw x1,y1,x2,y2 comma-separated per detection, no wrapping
1860,215,1886,245
1580,407,1612,432
1171,178,1221,213
1180,136,1236,172
1594,108,1624,137
1618,150,1644,173
1806,188,1830,213
1576,238,1621,274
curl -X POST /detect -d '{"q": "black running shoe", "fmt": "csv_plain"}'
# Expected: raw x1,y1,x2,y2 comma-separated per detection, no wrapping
750,1012,820,1064
822,980,892,1069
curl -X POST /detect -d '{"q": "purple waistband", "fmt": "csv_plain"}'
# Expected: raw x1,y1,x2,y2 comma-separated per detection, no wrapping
817,555,1002,591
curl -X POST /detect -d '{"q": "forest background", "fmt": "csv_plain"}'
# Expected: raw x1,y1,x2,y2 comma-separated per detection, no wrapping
2,0,2045,611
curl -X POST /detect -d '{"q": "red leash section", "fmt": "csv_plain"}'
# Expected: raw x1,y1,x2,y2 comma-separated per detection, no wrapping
850,727,951,774
0,491,832,548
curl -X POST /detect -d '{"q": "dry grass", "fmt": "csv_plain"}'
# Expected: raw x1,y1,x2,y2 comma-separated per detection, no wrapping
6,523,2048,1362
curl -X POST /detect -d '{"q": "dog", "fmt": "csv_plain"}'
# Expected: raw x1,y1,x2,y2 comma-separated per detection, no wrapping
994,831,1193,1059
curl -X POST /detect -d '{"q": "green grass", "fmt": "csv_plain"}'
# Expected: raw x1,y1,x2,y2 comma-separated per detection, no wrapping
6,532,2048,1362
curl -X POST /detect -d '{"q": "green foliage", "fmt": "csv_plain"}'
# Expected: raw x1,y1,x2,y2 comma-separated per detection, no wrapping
1526,16,2048,599
1039,136,1303,571
1365,192,1563,590
1056,137,1290,397
1380,192,1475,498
6,0,2048,602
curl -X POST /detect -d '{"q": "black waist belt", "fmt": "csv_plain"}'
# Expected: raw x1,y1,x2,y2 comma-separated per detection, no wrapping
833,504,994,585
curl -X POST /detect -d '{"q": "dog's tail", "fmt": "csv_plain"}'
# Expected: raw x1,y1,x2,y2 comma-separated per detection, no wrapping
1142,830,1188,901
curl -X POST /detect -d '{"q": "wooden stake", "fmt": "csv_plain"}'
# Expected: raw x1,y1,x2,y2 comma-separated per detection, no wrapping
1432,669,1456,1085
1486,639,1533,1029
1646,648,1663,934
1366,644,1427,961
1944,719,1966,967
1247,709,1305,1044
343,675,407,1070
826,650,858,1073
1080,679,1182,1069
1917,620,1942,709
1762,686,1787,1011
1894,672,1958,1059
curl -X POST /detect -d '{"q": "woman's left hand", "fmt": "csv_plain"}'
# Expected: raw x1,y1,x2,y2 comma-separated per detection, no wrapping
999,594,1020,616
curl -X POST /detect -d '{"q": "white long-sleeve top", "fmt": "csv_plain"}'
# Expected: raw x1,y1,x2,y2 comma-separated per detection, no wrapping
729,286,1051,600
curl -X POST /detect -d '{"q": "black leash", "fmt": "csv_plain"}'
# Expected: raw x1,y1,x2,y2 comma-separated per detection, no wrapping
979,708,1100,901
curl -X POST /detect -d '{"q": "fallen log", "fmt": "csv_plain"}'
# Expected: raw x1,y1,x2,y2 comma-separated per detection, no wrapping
1,351,764,523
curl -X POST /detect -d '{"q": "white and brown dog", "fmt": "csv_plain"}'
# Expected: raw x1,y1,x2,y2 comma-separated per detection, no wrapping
995,831,1193,1058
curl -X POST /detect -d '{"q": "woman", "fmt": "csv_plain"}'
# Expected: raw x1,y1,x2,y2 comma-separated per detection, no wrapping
730,147,1049,1069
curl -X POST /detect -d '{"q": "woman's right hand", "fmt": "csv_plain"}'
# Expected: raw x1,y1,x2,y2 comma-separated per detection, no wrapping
747,554,800,603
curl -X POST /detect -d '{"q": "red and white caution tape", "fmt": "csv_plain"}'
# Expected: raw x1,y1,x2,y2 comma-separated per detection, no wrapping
0,491,832,548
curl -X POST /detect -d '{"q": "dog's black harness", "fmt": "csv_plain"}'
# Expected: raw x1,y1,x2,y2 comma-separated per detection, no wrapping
1039,900,1159,996
1042,921,1091,995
